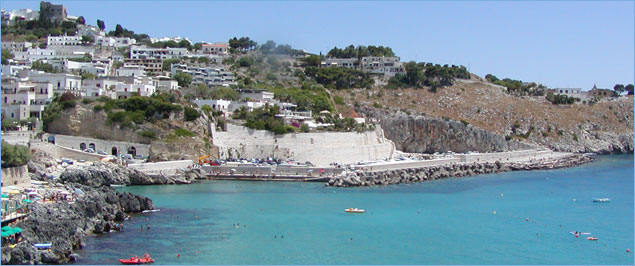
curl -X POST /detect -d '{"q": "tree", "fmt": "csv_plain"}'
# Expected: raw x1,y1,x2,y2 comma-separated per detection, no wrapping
1,49,14,65
81,35,95,45
303,55,321,67
97,19,105,31
162,58,181,71
76,16,85,25
183,106,200,122
173,72,192,87
613,84,625,95
114,24,124,37
1,140,31,168
626,84,634,95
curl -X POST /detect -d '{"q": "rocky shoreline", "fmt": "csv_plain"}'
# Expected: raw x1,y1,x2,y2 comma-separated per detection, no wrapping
327,153,593,187
1,184,154,264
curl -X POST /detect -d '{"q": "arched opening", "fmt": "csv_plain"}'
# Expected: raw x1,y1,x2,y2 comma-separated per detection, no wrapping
89,143,96,151
112,147,118,156
80,143,87,150
127,146,137,156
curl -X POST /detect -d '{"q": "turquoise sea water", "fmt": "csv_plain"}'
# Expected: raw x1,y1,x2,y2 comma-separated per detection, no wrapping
76,155,634,265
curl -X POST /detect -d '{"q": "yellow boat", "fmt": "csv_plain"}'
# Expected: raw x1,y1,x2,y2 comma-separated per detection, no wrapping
345,208,365,213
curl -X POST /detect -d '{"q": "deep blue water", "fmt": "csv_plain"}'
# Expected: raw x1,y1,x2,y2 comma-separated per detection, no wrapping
76,155,634,265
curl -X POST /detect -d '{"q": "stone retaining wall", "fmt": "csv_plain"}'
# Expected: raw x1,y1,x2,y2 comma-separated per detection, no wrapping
0,165,30,187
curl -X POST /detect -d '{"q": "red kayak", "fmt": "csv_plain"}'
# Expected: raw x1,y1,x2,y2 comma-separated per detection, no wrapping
119,254,154,264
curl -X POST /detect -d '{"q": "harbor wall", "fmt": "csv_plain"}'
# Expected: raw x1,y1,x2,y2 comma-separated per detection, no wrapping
0,165,30,187
43,133,150,157
212,124,395,167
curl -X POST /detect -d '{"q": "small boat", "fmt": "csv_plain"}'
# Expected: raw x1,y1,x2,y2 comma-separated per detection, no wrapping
592,198,611,202
110,184,127,188
142,209,160,213
119,254,154,264
345,208,365,213
587,237,598,241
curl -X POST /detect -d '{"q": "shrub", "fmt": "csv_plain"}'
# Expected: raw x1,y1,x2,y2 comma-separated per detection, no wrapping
82,98,94,104
61,99,76,109
174,128,195,137
138,130,157,140
1,140,31,168
373,102,382,109
93,104,104,112
333,95,345,105
460,120,469,126
184,106,200,121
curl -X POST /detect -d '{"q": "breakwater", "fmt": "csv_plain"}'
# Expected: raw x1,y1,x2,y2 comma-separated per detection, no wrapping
327,153,593,187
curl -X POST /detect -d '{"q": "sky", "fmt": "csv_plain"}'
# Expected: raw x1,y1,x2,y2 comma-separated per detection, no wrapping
1,1,633,89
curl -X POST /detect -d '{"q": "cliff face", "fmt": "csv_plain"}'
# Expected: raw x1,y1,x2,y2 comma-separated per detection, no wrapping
360,107,535,153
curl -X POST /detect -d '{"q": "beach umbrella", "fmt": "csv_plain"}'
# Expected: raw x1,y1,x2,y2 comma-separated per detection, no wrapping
2,226,11,232
9,190,20,195
6,186,18,190
1,231,10,238
23,199,33,203
12,227,22,233
1,194,8,198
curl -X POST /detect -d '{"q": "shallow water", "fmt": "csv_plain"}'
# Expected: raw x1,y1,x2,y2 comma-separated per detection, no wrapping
76,155,634,264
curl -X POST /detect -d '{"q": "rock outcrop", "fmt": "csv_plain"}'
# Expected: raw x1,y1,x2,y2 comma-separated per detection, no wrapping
359,106,536,153
328,154,592,187
58,162,197,187
0,185,153,265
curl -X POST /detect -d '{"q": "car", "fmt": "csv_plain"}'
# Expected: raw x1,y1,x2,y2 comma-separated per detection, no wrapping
120,154,133,160
97,150,107,155
83,148,95,153
133,155,145,160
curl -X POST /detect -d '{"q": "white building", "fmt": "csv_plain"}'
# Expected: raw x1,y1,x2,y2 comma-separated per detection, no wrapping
27,71,83,96
48,58,111,76
116,65,146,77
156,76,179,92
114,83,155,99
1,79,54,120
1,41,33,52
171,64,236,87
321,58,357,68
1,8,39,25
95,36,136,47
130,46,188,60
1,65,31,77
13,48,56,62
201,43,228,55
77,24,104,38
150,36,191,44
83,78,120,98
238,90,275,103
47,35,82,46
192,99,231,114
360,56,404,77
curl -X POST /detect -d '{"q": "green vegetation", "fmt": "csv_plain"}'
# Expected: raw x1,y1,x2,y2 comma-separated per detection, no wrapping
68,53,93,63
388,62,470,90
173,128,195,137
1,13,78,39
173,72,192,87
229,37,257,53
31,60,60,73
237,56,255,67
184,84,240,101
327,45,395,58
545,92,579,105
304,66,374,90
626,84,634,95
317,114,375,133
2,49,14,65
1,140,31,168
373,102,383,109
614,83,635,95
258,40,304,56
333,95,345,105
162,59,181,71
485,74,547,96
107,24,150,43
270,85,335,112
233,105,295,134
148,39,191,50
184,106,200,121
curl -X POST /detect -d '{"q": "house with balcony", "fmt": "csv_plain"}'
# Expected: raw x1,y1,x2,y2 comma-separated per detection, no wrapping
27,71,83,96
171,64,236,87
321,58,357,69
1,79,54,120
1,41,33,52
95,36,136,47
360,56,404,77
47,35,82,46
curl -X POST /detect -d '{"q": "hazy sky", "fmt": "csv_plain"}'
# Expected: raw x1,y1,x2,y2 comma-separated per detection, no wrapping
1,1,633,89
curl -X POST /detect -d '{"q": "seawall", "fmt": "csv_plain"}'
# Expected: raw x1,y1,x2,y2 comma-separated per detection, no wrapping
212,124,395,167
328,153,593,187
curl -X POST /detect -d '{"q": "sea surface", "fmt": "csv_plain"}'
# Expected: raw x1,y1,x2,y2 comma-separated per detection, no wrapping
76,155,634,265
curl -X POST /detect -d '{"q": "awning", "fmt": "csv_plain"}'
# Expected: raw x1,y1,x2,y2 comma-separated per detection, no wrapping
9,191,20,195
27,192,38,195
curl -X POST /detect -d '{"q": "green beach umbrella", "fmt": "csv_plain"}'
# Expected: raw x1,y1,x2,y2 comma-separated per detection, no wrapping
23,199,33,203
1,231,10,237
1,226,11,232
1,194,8,198
12,227,22,233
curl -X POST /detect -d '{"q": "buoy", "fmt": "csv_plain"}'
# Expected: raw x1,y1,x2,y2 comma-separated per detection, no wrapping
493,210,496,215
500,193,504,198
627,248,631,253
177,254,180,258
525,218,529,221
573,198,576,202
